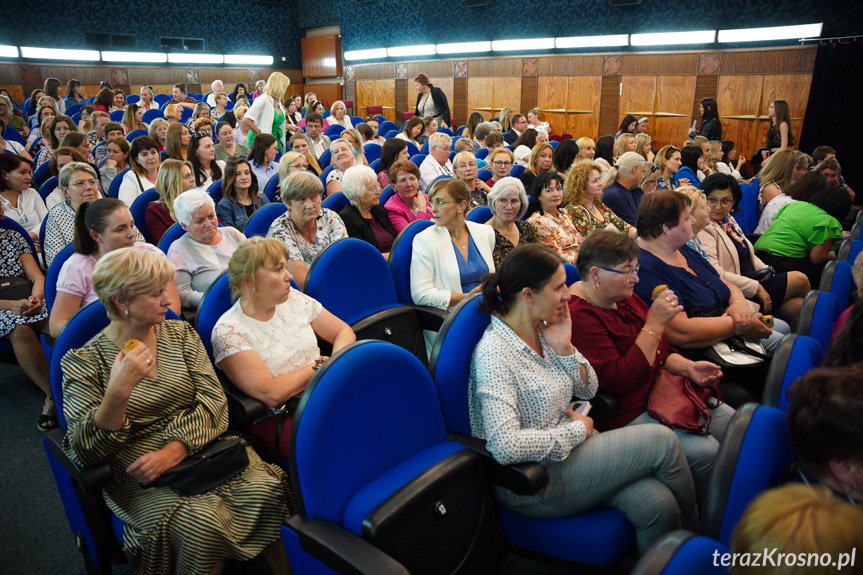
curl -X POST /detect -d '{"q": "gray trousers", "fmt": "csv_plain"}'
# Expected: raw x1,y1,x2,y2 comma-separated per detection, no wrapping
495,424,697,554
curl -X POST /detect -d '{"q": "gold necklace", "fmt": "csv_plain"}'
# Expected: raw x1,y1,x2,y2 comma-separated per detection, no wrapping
581,284,613,309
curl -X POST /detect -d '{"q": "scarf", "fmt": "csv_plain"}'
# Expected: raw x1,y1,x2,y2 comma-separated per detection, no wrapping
713,216,747,248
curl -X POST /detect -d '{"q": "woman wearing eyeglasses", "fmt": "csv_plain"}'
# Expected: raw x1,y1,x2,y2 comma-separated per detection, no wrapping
697,174,810,330
568,230,729,504
485,148,514,188
485,177,535,271
339,166,397,256
453,152,492,208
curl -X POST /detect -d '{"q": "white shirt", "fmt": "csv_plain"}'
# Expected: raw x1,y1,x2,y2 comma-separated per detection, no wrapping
192,160,227,194
0,188,48,234
310,136,326,159
419,155,453,193
118,170,156,207
755,194,795,235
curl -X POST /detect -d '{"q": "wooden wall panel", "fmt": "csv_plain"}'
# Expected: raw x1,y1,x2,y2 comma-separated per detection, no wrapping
721,47,816,75
566,115,599,141
620,76,656,116
309,83,343,110
655,76,696,114
545,113,567,135
538,77,567,112
301,36,342,78
395,79,407,122
493,77,521,115
467,77,493,114
469,58,521,78
568,76,601,112
356,79,394,119
453,76,467,128
760,74,811,119
623,53,699,76
355,80,374,118
4,85,24,104
520,76,537,119
717,75,762,116
723,119,759,159
599,75,620,138
693,75,719,117
653,117,693,150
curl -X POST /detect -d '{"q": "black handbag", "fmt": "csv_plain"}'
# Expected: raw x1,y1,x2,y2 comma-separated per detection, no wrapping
0,276,32,302
149,433,250,496
743,267,775,283
685,307,770,368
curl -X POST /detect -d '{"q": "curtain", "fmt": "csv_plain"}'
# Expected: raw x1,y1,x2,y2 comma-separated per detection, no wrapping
800,42,863,202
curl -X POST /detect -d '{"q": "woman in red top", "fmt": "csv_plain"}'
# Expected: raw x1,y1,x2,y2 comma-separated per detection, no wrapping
567,230,731,505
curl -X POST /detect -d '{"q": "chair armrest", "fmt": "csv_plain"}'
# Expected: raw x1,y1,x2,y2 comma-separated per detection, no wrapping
44,428,113,493
446,433,549,495
287,515,409,575
589,391,621,421
411,305,448,332
218,373,270,425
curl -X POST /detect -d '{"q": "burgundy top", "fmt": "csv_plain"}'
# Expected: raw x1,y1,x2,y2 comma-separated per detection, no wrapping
145,201,176,244
368,216,395,252
568,293,672,431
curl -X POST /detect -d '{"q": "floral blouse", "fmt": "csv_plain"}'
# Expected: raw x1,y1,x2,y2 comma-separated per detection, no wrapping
492,220,536,271
568,202,633,239
526,210,583,264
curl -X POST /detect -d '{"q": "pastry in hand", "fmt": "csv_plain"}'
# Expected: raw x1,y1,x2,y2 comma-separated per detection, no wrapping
651,284,668,301
123,339,144,354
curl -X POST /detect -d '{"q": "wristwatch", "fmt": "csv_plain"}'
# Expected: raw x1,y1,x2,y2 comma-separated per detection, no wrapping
311,357,327,371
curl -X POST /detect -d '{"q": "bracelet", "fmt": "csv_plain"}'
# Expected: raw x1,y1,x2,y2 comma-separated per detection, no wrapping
640,328,662,342
731,300,747,306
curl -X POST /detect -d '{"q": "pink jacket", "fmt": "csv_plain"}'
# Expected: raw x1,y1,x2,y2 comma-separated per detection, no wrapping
384,192,433,234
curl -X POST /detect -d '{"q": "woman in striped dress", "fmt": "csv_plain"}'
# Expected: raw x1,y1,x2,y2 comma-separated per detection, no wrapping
60,247,291,575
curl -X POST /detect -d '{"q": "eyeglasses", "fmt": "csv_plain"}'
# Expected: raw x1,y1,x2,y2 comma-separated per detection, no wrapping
596,265,640,277
492,160,513,167
70,179,99,189
706,196,734,206
366,184,381,193
495,198,521,206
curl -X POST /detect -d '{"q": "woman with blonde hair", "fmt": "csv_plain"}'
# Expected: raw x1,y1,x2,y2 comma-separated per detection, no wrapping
566,161,635,240
288,133,323,176
575,137,596,162
328,100,353,130
165,122,191,161
485,147,514,187
163,103,182,125
520,142,555,191
186,102,210,131
497,107,513,132
121,103,148,135
705,140,723,174
756,148,796,208
527,107,551,135
138,85,159,111
340,128,368,167
655,145,685,190
616,133,636,158
146,159,195,243
640,164,661,194
245,71,289,151
634,133,653,162
148,117,168,151
232,106,251,144
453,151,492,207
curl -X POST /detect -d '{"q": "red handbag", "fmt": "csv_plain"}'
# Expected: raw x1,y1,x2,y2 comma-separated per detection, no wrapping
647,370,722,436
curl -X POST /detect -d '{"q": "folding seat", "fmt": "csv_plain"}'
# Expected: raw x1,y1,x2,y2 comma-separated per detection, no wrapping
363,142,382,163
549,140,559,148
466,206,491,223
761,334,823,413
405,142,419,156
125,95,140,105
263,174,280,202
319,148,332,169
125,129,148,141
32,161,52,189
837,238,862,263
207,179,223,203
701,403,793,547
351,116,364,127
281,340,508,574
325,124,345,138
108,110,124,122
402,111,415,122
374,115,387,124
128,189,159,244
510,165,526,178
631,530,729,575
141,109,163,124
455,125,466,136
409,154,426,166
796,290,841,349
304,238,432,364
476,148,489,160
321,191,349,213
244,202,287,237
45,243,75,311
437,127,454,137
106,168,131,199
427,295,636,566
3,125,25,145
736,182,759,235
153,93,170,106
477,169,492,181
38,176,57,204
379,185,394,205
366,105,383,116
378,121,398,135
819,260,853,308
369,159,380,172
157,222,187,254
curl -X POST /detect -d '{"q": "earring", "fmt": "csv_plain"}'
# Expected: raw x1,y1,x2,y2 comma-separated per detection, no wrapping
124,309,129,317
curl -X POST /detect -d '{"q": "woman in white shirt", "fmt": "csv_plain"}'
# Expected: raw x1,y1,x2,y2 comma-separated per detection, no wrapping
469,243,697,554
328,101,353,130
0,155,47,245
189,133,226,194
118,136,160,207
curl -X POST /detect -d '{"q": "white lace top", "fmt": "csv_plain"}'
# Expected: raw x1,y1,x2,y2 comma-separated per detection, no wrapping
211,290,323,380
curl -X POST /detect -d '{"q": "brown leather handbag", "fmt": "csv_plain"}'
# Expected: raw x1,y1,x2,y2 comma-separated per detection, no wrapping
647,370,722,436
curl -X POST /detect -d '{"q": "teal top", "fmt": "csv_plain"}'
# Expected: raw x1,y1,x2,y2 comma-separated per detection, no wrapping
754,201,844,258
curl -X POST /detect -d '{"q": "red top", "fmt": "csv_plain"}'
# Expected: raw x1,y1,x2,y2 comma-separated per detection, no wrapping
93,105,108,113
569,294,672,431
145,201,176,244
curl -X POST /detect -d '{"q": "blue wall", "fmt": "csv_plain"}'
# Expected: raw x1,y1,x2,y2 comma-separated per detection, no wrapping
299,0,860,54
0,0,303,67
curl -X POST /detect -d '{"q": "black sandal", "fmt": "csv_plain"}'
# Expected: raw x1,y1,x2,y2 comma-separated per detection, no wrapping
38,413,58,431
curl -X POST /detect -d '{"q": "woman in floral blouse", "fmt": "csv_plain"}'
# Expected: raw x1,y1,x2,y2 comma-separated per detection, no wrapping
485,177,535,270
525,170,582,264
565,161,635,240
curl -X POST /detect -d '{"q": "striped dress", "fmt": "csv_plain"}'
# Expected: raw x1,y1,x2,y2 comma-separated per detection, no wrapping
61,320,289,575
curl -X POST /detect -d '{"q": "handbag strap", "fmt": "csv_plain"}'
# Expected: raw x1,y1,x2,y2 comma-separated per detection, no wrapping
724,336,771,361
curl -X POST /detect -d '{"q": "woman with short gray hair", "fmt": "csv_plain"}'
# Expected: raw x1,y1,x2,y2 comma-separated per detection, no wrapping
266,171,347,287
167,190,246,316
43,162,100,267
339,166,397,255
486,177,535,270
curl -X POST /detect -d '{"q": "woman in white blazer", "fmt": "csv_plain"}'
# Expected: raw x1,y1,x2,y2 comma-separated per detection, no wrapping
244,72,290,152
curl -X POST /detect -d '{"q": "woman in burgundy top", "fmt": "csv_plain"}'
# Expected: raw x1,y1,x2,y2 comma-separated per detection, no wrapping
567,230,732,504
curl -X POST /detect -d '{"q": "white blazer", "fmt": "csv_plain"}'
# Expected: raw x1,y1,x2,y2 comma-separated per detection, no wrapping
410,221,496,310
245,94,285,150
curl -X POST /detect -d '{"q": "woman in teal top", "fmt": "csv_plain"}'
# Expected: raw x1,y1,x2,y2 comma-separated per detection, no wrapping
754,190,850,288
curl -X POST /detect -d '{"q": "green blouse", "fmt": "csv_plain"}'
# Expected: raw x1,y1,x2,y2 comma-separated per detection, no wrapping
754,201,844,258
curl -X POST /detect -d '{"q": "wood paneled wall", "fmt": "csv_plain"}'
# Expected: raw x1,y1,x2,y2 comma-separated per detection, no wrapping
348,46,816,161
0,63,303,106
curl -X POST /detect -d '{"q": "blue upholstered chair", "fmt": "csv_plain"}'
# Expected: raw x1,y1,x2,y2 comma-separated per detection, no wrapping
379,185,394,206
701,404,794,547
108,110,124,122
320,164,337,189
45,243,74,312
125,129,149,141
378,121,398,136
281,340,507,574
631,530,729,575
477,169,492,181
319,148,332,169
510,165,526,178
837,238,862,264
466,206,491,223
796,290,841,350
207,179,223,203
409,154,426,166
363,142,382,163
129,188,159,244
263,174,280,202
762,334,824,413
32,161,52,189
819,260,853,309
142,109,163,124
157,222,187,254
321,191,349,213
388,219,435,306
244,202,286,237
107,167,130,199
324,124,345,138
38,176,58,203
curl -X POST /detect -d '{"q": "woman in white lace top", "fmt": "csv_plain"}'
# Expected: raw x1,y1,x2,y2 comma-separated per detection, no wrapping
211,237,355,460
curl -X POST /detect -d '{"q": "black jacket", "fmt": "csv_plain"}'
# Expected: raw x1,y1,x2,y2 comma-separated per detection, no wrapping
339,203,398,252
414,85,451,126
503,129,520,145
694,117,722,141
